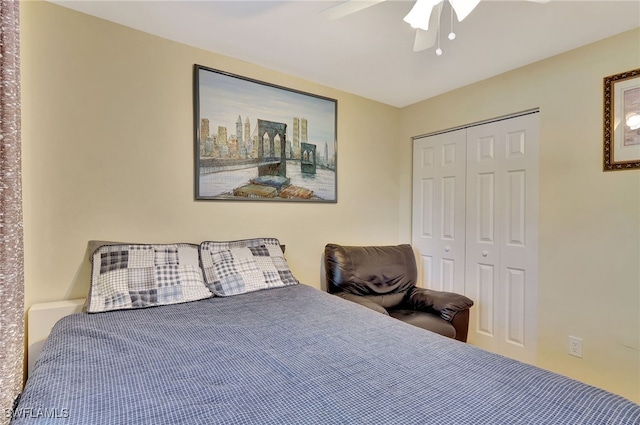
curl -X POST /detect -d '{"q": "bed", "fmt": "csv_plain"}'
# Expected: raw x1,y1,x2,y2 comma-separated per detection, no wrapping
11,240,640,424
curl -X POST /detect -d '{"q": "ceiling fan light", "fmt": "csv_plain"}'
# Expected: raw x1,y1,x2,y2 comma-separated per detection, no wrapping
449,0,481,22
403,0,442,31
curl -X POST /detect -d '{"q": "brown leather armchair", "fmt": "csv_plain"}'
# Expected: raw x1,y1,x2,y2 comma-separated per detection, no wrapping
324,243,474,342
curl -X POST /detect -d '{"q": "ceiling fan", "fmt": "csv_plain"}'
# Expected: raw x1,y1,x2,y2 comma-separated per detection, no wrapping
321,0,550,54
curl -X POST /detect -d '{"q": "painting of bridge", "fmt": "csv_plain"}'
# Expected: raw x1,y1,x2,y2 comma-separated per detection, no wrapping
194,65,337,202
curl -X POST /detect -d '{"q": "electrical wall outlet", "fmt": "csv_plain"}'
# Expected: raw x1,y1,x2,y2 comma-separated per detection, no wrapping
568,336,583,358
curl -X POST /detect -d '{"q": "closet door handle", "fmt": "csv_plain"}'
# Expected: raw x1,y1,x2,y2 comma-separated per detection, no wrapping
445,246,451,252
482,251,488,257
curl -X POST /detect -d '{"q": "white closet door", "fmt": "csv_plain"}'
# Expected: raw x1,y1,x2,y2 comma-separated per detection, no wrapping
465,113,539,364
411,113,539,364
412,129,466,294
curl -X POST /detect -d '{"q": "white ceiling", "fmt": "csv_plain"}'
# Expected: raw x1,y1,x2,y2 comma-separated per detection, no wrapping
50,0,640,107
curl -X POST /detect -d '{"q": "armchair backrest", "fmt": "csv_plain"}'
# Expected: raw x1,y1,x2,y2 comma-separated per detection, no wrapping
324,243,417,296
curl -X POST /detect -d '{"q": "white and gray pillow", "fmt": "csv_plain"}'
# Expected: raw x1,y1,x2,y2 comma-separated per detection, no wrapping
199,238,298,296
87,243,212,313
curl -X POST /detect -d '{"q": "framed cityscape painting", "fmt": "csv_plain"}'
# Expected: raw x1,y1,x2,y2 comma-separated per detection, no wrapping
194,64,338,201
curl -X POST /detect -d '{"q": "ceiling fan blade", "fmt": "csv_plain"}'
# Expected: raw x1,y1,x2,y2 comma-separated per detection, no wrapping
412,2,442,52
320,0,387,20
413,29,437,52
449,0,481,22
404,0,441,31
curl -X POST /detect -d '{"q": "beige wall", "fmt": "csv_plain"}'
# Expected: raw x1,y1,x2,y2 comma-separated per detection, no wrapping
399,29,640,402
20,2,401,305
21,0,639,403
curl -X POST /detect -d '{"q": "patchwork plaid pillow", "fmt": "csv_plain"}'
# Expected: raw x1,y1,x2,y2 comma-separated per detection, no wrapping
199,238,299,296
88,243,212,313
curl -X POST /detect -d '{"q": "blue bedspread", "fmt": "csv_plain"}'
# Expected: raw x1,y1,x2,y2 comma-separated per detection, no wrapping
12,284,640,424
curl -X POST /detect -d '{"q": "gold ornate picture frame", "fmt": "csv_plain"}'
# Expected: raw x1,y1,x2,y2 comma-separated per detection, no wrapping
603,68,640,171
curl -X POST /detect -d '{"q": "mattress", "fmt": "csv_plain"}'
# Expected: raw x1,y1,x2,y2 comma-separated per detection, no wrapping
11,284,640,424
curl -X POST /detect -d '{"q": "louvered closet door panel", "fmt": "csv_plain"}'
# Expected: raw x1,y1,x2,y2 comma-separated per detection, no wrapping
465,113,538,364
412,130,466,294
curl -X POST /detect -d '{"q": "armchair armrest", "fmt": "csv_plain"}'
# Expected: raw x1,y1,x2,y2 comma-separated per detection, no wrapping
336,292,390,316
406,287,473,322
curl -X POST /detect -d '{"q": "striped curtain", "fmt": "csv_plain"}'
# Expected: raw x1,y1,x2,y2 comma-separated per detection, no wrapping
0,1,24,424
